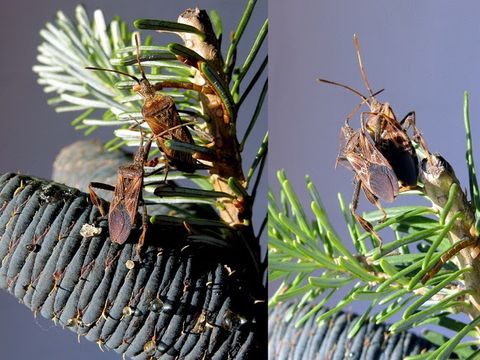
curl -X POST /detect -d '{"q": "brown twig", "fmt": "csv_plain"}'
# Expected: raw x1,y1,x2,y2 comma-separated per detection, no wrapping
420,154,480,317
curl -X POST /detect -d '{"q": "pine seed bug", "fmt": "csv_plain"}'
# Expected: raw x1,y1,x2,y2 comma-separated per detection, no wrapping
319,35,421,190
86,34,197,174
136,9,232,117
337,121,398,242
319,35,428,241
353,35,420,188
89,135,152,255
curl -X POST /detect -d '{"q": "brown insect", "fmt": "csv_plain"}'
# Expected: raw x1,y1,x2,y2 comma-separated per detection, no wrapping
319,35,422,190
89,136,152,254
319,35,426,240
353,35,420,188
337,121,398,241
86,35,197,174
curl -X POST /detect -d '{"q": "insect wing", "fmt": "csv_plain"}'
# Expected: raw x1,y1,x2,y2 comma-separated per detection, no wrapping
167,108,196,171
107,167,143,245
123,174,143,221
335,155,353,170
108,202,133,244
366,163,398,202
143,97,171,135
343,133,399,203
336,124,358,170
143,95,196,172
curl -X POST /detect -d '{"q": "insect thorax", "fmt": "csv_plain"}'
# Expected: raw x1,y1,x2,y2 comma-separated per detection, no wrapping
134,80,156,100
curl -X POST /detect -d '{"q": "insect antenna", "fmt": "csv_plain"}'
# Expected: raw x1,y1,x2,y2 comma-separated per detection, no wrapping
85,66,141,84
317,78,368,101
353,34,374,97
134,33,148,82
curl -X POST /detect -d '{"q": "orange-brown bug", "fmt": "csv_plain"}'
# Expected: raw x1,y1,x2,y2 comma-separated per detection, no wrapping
86,35,198,174
319,35,422,190
353,35,419,188
89,136,152,254
319,35,426,240
337,121,398,241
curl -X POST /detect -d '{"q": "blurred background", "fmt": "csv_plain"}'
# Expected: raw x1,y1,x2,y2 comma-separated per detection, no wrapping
0,1,266,359
270,0,480,332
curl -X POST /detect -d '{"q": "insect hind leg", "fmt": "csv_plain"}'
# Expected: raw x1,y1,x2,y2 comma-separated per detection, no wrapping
362,184,388,222
351,180,384,247
399,111,416,128
88,182,115,229
134,199,149,260
88,182,115,217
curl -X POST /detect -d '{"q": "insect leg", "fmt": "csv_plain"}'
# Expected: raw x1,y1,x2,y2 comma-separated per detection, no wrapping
152,81,214,94
144,162,167,177
163,163,170,182
88,182,115,217
363,186,388,223
403,111,430,156
136,199,149,258
350,180,383,246
400,111,422,145
399,111,420,141
399,111,416,127
127,118,146,130
89,182,115,192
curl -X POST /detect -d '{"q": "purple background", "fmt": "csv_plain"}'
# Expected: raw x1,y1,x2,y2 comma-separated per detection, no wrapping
269,0,479,333
0,1,266,359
